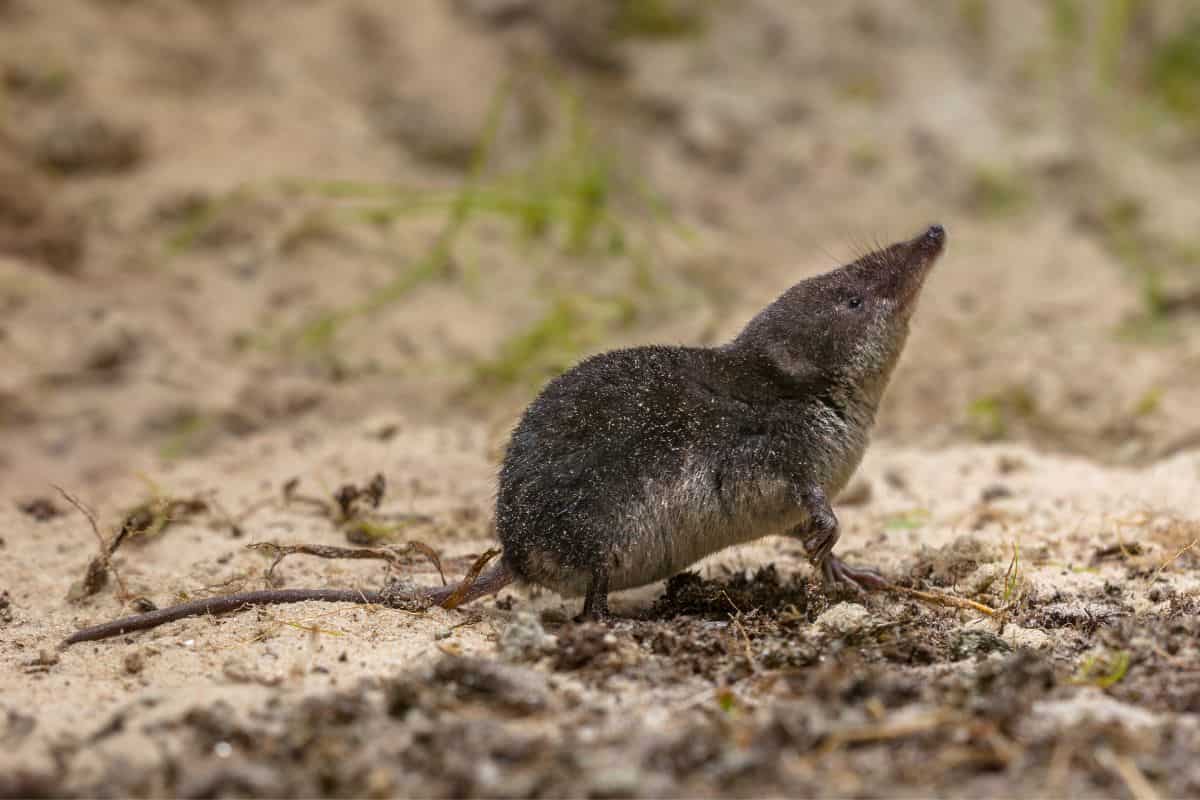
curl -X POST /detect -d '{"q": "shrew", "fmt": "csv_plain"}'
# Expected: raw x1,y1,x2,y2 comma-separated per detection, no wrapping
63,225,946,644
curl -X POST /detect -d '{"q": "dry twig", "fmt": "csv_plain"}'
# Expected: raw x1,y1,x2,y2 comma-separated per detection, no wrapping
1097,747,1161,800
883,583,997,617
248,541,445,585
820,710,961,753
721,589,757,673
56,485,129,601
1150,537,1199,584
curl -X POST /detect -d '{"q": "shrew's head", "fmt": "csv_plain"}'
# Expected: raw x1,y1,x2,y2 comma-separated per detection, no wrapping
733,225,946,398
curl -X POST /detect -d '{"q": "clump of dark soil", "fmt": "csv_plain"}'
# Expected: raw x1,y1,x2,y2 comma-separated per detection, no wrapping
955,650,1060,731
1094,598,1200,713
388,655,552,716
907,535,1000,588
648,565,820,620
30,110,144,176
0,154,84,273
15,496,64,522
551,622,622,672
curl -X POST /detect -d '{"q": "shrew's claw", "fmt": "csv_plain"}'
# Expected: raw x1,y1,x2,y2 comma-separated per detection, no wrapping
820,555,890,592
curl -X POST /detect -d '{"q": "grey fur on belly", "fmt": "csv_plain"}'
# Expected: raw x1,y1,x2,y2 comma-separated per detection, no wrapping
530,471,810,595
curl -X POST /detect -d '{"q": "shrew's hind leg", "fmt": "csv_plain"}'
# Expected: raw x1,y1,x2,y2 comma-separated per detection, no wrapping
794,484,889,592
577,567,610,622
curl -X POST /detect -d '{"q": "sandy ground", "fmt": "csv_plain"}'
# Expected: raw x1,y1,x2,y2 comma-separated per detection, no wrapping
2,0,1200,796
4,432,1200,796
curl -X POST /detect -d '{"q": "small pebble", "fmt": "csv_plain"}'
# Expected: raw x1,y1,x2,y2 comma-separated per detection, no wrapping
980,484,1013,502
500,611,555,662
816,603,871,635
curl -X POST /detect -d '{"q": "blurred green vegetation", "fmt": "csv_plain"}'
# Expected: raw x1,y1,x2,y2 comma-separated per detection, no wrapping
158,411,212,461
1072,649,1131,689
966,385,1037,442
1149,16,1200,117
1001,541,1025,609
968,166,1031,218
616,0,708,39
1096,0,1141,86
473,297,586,387
884,508,931,530
1080,195,1200,342
959,0,989,43
163,78,676,389
1050,0,1200,126
126,1,1200,402
1049,0,1085,47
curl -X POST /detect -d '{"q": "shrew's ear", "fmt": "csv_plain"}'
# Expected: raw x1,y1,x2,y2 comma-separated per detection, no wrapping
763,338,824,388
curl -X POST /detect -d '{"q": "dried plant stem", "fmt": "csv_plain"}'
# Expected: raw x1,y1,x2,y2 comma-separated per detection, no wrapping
884,584,997,617
56,485,130,600
248,541,445,585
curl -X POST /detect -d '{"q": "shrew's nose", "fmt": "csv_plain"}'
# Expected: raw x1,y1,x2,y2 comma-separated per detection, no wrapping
925,224,945,242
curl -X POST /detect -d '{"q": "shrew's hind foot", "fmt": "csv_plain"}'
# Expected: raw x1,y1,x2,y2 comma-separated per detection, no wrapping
574,605,610,623
820,555,890,592
575,568,611,622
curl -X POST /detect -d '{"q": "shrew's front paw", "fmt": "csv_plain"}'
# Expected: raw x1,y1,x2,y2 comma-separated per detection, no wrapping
820,555,890,592
803,509,840,565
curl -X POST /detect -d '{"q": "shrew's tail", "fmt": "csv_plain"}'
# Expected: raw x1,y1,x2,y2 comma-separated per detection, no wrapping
62,560,516,647
423,560,515,609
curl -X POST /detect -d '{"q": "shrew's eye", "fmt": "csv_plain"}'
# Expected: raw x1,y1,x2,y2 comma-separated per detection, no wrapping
846,296,863,310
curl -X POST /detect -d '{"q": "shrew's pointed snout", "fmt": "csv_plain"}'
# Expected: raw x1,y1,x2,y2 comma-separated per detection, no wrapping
877,223,946,308
893,223,946,273
911,223,945,255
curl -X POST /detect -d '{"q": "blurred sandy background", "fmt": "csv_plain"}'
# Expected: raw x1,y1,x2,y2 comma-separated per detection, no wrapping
3,0,1199,499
